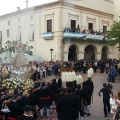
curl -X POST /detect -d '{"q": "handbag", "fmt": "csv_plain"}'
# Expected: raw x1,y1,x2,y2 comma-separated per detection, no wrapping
1,103,11,113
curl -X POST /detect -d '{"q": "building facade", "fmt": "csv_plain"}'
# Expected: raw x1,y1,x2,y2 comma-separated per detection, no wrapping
0,0,120,62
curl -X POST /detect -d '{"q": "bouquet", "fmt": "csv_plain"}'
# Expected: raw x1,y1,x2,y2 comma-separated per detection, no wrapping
2,78,24,90
2,78,34,92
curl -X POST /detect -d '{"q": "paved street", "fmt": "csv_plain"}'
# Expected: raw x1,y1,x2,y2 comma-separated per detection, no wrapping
43,70,120,120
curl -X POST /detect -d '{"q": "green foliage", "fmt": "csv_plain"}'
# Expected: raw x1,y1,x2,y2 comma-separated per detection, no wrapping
107,21,120,43
0,40,33,55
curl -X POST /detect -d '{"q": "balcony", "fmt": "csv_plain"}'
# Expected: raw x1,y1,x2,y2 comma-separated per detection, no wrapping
63,32,104,41
64,32,86,38
42,32,54,40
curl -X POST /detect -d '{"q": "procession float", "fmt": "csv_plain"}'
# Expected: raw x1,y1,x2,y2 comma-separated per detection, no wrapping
1,43,34,93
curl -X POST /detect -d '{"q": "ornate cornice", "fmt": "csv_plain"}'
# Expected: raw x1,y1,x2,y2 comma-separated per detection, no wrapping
0,1,114,20
104,0,113,3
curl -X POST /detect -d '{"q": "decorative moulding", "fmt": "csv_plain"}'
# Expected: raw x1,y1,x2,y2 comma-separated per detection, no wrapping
87,16,96,21
104,0,113,3
68,12,79,18
44,12,55,17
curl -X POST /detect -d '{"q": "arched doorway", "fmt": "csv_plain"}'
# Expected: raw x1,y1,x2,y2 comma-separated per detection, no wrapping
68,44,78,61
84,45,97,60
101,46,109,59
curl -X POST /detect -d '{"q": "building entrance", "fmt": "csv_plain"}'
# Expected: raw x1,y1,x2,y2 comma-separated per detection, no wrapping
84,45,96,60
101,46,108,59
68,44,78,61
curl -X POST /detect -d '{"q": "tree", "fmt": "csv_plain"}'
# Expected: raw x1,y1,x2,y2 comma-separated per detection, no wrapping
107,21,120,49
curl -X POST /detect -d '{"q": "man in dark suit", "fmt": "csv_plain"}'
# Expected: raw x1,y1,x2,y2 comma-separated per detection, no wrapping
82,78,94,116
16,105,30,120
17,105,37,120
18,91,31,114
75,84,84,120
5,94,22,120
52,74,62,89
52,74,62,104
52,74,62,95
56,88,79,120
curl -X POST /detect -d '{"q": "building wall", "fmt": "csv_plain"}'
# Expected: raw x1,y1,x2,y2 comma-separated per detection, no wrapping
67,0,113,14
113,0,120,21
62,6,113,32
0,1,120,62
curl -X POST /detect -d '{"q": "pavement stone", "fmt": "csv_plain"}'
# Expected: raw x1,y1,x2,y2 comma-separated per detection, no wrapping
42,70,120,120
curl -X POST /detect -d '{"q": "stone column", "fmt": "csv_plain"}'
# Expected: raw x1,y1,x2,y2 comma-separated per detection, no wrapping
64,51,68,61
78,51,85,60
58,4,63,61
96,52,102,60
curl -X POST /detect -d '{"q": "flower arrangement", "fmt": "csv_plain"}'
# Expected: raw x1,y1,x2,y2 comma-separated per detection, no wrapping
23,79,34,92
2,78,24,90
2,78,34,92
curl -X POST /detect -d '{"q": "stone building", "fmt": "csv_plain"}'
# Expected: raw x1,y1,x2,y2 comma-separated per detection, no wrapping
0,0,120,62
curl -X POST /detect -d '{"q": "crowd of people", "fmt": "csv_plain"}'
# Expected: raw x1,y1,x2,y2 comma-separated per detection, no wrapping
0,58,120,120
63,24,104,35
0,72,94,120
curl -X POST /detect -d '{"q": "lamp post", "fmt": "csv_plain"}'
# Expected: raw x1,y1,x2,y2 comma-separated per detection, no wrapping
50,48,53,61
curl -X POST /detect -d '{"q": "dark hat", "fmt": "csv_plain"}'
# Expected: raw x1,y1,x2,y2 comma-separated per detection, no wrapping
29,106,36,113
1,87,7,92
23,105,31,112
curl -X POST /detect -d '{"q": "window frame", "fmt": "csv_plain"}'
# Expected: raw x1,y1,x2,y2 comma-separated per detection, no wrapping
7,29,10,37
47,19,52,32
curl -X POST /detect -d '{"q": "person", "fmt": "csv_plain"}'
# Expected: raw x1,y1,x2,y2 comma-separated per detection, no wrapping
39,82,51,118
28,106,37,120
52,74,62,96
18,91,31,114
16,105,30,120
82,79,93,116
98,83,113,117
17,105,37,120
118,62,120,76
28,62,36,81
93,61,97,73
56,88,79,120
5,94,22,120
109,65,116,83
83,61,87,74
75,84,84,120
1,63,9,80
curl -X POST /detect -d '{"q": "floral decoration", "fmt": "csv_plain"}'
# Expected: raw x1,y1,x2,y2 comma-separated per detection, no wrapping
2,78,34,92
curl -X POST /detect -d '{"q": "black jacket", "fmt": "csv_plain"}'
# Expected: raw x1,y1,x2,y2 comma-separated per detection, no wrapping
5,101,22,118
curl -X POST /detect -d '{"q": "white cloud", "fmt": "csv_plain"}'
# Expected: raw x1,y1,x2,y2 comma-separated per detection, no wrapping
0,0,57,15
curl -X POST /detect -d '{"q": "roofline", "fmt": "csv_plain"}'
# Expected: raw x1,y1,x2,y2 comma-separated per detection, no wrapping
61,2,114,18
0,1,59,19
0,0,114,19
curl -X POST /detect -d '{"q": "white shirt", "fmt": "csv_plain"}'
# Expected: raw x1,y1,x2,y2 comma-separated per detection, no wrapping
56,78,59,83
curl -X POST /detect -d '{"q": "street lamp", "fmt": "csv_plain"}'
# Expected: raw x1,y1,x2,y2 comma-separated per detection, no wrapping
50,48,54,61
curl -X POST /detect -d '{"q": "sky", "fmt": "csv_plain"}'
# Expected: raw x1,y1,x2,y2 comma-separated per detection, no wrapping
0,0,57,15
